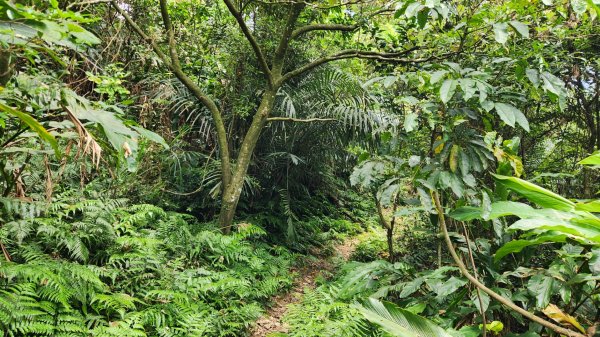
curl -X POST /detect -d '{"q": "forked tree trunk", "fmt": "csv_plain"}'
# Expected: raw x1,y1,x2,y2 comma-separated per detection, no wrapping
218,89,277,233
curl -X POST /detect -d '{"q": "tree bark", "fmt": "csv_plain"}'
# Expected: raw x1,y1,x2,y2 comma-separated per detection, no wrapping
218,89,277,232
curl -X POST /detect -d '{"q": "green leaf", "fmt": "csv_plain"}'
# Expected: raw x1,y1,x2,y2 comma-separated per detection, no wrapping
571,0,588,15
471,291,490,313
358,298,453,337
495,234,568,261
449,206,480,221
509,218,600,241
575,200,600,212
430,70,447,84
589,248,600,275
131,126,169,149
404,113,419,132
509,21,529,38
493,22,509,44
480,321,503,334
440,79,457,104
527,274,555,308
434,276,467,297
493,175,575,211
494,102,519,128
0,103,59,157
66,22,100,45
578,152,600,166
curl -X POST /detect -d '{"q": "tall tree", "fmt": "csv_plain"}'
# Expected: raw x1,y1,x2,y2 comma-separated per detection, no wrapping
112,0,433,232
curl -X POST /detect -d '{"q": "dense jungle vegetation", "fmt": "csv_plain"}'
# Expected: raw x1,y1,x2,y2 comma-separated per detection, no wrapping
0,0,599,336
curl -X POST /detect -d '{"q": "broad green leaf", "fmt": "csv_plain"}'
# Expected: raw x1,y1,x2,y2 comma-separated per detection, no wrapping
430,70,447,84
589,249,600,275
66,22,101,45
404,112,419,132
526,69,539,87
495,234,568,261
509,218,600,242
527,274,555,308
571,0,588,15
358,298,453,337
578,152,600,166
434,276,467,297
509,21,529,38
449,206,480,221
493,22,509,43
575,200,600,212
399,277,425,298
493,175,575,211
471,291,490,313
0,103,59,157
494,103,519,128
131,126,170,149
494,103,529,127
440,79,457,103
350,160,386,187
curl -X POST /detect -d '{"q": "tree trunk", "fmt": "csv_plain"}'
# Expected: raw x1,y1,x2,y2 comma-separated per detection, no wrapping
218,89,277,233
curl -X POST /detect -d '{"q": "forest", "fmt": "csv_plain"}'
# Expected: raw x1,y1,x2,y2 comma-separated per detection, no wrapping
0,0,599,336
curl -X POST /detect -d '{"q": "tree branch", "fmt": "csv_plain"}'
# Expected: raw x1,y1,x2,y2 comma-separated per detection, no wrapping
111,0,232,188
266,117,337,122
159,0,181,69
432,192,587,337
271,3,304,76
279,47,421,84
222,0,272,85
291,23,357,39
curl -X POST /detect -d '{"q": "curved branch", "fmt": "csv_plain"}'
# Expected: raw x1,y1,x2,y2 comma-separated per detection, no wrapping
222,0,272,84
279,47,421,84
432,192,587,337
266,117,337,122
291,23,357,39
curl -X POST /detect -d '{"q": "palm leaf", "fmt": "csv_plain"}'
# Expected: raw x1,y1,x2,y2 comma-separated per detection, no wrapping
358,298,452,337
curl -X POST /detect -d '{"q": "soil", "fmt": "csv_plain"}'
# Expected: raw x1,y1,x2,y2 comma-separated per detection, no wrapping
249,236,360,337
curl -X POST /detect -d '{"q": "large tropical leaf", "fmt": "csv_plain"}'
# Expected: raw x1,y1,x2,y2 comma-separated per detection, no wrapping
0,102,59,157
493,175,575,211
578,152,600,167
358,298,452,337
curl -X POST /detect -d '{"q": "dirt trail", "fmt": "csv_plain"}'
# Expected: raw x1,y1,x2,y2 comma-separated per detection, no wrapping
250,236,360,337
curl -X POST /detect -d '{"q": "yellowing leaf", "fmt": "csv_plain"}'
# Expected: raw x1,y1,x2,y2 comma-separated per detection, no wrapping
542,304,586,334
449,145,460,173
434,136,444,154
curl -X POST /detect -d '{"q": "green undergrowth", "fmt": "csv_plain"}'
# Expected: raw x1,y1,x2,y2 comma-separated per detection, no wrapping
270,232,389,337
0,194,372,337
0,197,296,337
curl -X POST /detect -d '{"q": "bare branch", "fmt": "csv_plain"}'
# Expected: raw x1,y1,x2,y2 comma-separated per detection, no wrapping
222,0,272,84
291,23,357,39
279,47,422,84
266,117,337,122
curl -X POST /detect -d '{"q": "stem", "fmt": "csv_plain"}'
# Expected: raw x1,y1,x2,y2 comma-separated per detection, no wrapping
462,223,486,337
431,191,587,337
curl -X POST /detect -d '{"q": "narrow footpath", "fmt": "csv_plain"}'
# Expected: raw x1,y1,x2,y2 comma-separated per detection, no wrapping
250,237,360,337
